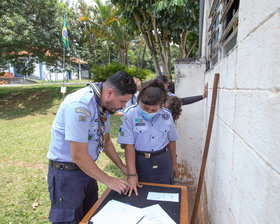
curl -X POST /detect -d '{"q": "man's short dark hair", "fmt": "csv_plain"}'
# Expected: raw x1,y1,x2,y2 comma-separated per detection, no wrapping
105,71,137,95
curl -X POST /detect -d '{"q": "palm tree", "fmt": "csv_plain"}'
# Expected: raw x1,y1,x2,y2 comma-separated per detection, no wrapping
77,0,137,65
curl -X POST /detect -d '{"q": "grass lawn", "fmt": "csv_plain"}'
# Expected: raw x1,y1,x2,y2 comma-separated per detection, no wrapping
0,84,124,223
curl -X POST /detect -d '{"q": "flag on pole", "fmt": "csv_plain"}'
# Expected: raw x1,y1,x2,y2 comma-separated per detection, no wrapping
62,17,70,50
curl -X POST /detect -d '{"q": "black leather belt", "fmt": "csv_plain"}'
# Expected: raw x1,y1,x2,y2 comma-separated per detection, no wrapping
49,160,81,171
136,147,168,158
136,147,168,169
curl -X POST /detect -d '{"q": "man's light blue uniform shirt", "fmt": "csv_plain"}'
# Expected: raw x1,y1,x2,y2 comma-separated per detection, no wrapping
47,86,110,162
117,104,178,152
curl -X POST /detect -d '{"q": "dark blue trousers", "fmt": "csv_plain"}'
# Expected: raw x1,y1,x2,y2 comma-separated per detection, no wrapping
136,150,174,184
47,164,98,224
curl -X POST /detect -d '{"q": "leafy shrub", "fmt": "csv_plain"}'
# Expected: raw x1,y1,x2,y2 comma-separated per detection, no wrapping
90,63,152,82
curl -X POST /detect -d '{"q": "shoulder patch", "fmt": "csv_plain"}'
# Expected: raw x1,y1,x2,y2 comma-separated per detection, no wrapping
78,115,87,121
75,108,91,117
162,113,170,120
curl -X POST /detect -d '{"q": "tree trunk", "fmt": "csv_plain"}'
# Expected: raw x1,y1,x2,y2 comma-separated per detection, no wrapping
108,48,111,65
105,57,107,73
150,10,171,79
167,43,171,80
119,48,125,64
137,47,142,68
125,43,129,65
133,12,161,76
141,44,146,68
179,28,188,59
186,39,197,58
157,34,171,79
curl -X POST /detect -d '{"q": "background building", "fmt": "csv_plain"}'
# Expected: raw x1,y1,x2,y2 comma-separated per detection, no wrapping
2,56,89,83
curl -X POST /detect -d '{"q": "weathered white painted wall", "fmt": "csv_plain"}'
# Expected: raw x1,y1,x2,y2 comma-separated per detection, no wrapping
175,1,280,223
175,58,207,185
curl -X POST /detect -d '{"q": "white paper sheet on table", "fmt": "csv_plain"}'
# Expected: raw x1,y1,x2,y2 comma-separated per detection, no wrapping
90,199,144,224
147,192,179,202
138,204,176,224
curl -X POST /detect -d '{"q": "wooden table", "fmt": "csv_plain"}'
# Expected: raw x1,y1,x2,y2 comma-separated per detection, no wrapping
80,182,188,224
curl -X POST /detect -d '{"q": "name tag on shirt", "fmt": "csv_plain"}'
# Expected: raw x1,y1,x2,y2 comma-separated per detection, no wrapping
136,122,145,126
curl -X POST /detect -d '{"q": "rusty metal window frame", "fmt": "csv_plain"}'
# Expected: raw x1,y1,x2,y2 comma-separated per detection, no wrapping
208,0,220,60
207,0,239,65
219,9,239,44
219,0,235,24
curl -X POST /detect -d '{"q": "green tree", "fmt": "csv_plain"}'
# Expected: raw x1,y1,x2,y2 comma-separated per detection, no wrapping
111,0,199,80
77,0,138,66
0,0,75,75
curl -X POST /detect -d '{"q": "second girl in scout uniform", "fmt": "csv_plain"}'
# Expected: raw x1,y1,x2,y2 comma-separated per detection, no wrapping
117,79,178,196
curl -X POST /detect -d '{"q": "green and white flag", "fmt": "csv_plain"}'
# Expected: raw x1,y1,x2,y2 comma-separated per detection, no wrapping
62,17,70,50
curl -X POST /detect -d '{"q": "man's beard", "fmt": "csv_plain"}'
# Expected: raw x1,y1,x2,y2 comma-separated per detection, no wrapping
106,109,115,115
103,106,116,114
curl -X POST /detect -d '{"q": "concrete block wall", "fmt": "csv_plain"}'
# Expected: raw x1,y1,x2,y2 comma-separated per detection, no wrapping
175,1,280,223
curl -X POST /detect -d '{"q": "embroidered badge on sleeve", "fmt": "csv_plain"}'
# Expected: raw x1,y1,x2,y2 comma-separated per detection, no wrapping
162,113,170,120
78,115,87,121
75,108,91,117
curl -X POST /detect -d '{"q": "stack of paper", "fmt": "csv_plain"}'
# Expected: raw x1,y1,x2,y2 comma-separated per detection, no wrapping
90,192,179,224
139,204,176,224
90,200,144,224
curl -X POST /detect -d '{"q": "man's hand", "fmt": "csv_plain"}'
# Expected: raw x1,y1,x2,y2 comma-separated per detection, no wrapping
106,177,129,195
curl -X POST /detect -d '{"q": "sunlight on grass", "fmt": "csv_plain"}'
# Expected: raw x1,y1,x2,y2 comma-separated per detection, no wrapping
0,85,126,223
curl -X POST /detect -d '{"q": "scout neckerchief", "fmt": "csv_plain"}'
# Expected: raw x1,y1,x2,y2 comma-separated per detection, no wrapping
88,82,107,154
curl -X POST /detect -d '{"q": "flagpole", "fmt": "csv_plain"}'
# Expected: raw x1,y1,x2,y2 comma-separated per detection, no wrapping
62,45,65,99
61,10,70,99
61,14,68,99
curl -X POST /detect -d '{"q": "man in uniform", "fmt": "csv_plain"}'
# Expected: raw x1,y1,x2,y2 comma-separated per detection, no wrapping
47,71,137,223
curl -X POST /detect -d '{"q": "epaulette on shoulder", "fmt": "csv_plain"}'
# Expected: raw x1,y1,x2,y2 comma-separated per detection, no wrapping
123,104,138,113
71,86,93,106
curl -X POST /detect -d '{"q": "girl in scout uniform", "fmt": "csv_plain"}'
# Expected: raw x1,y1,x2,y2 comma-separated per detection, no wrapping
117,79,179,196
